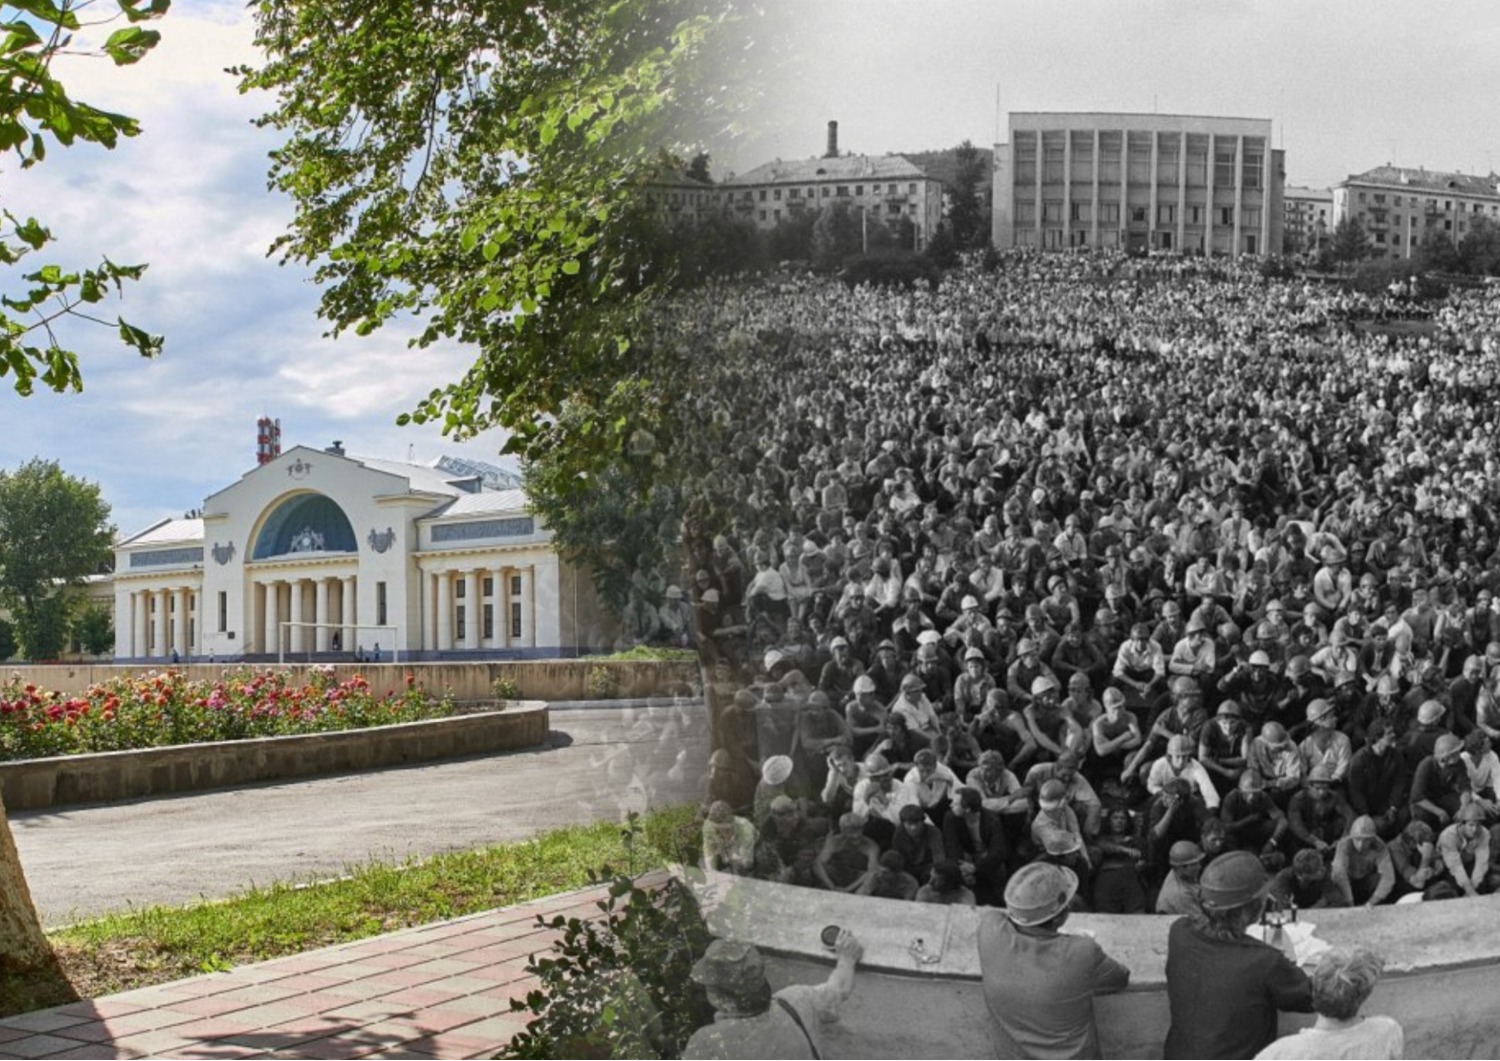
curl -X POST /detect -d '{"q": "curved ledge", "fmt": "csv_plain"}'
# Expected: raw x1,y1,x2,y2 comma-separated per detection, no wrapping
693,871,1500,1058
0,705,549,811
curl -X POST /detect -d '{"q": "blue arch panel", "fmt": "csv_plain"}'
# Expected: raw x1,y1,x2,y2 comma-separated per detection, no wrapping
253,494,357,559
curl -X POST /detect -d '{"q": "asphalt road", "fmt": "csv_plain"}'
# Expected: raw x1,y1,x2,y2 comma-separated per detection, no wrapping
9,704,709,927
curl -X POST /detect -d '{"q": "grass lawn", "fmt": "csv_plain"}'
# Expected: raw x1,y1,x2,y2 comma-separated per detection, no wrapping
0,805,700,1018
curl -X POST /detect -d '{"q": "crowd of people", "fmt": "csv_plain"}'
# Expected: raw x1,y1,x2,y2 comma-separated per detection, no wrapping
679,248,1500,927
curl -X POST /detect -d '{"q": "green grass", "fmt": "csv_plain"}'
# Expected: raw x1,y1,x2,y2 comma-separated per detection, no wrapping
0,805,701,1018
598,645,698,662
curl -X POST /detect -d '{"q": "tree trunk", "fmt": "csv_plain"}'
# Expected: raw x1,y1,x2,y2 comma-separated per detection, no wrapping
0,788,54,971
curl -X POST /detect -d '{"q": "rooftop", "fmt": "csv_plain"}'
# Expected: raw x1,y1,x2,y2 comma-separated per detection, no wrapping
723,153,933,186
1343,164,1500,198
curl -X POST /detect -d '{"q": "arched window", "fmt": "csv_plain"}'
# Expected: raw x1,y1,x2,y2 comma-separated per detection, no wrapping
252,494,357,559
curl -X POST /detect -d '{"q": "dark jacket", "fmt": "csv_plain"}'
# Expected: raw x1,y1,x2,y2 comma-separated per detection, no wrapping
1164,916,1313,1059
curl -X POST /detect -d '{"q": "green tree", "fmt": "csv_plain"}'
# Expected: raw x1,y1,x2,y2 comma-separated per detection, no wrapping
0,0,167,395
0,617,13,662
235,0,773,476
0,460,113,661
0,0,166,980
947,138,987,250
1329,215,1373,266
74,602,114,657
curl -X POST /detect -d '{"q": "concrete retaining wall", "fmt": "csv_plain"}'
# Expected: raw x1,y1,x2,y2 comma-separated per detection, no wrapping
0,706,548,811
698,873,1500,1059
1,660,697,702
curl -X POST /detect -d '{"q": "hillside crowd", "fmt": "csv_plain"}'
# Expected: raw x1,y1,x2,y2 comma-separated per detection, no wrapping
670,249,1500,915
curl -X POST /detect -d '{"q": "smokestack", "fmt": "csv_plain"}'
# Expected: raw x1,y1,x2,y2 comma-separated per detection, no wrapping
825,120,838,159
256,416,282,466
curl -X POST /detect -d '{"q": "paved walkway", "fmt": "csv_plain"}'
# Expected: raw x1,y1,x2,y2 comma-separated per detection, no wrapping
0,881,637,1059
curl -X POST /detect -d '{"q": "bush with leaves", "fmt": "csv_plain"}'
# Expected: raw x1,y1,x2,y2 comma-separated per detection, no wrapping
503,819,713,1060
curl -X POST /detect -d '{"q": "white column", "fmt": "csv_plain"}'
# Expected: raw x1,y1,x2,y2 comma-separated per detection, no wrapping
153,589,168,659
315,577,330,652
421,570,434,650
133,591,147,659
518,566,534,648
264,580,280,656
342,576,356,653
498,567,516,651
173,587,189,659
436,571,452,652
288,577,305,653
463,569,479,650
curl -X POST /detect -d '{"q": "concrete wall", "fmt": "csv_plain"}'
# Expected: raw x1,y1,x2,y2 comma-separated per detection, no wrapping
0,660,698,702
697,873,1500,1059
0,706,548,811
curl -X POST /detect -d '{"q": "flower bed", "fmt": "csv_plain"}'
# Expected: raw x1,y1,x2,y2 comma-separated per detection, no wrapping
0,667,457,762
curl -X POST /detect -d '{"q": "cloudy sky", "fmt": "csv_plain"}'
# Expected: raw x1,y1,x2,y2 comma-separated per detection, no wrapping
0,1,507,540
5,1,1500,539
739,0,1500,188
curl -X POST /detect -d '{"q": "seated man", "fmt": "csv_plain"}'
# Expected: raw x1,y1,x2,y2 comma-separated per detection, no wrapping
1024,751,1104,838
813,812,881,895
1437,802,1498,898
1155,840,1204,916
1146,778,1210,882
1271,848,1346,909
891,802,945,885
1287,765,1355,855
1330,815,1396,908
1409,732,1471,833
753,795,829,884
1220,769,1290,857
942,786,1009,906
1146,734,1221,810
1032,778,1093,879
702,800,757,876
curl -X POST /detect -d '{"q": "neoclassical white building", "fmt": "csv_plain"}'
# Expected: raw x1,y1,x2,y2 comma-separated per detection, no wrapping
112,445,609,662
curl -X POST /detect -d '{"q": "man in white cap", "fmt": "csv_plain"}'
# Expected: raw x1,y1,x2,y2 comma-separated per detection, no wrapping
683,930,864,1059
978,862,1130,1058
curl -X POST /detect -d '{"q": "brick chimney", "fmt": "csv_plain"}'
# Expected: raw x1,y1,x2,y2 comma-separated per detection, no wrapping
825,120,838,159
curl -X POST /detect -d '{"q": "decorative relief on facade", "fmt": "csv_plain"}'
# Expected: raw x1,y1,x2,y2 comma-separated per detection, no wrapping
287,457,314,479
129,547,205,568
211,541,236,565
289,526,327,553
431,517,535,543
368,526,396,553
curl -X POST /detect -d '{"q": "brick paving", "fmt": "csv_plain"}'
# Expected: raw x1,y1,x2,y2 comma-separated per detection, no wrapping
0,880,645,1060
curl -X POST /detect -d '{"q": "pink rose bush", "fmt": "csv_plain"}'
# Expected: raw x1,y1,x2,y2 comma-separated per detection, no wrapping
0,669,456,761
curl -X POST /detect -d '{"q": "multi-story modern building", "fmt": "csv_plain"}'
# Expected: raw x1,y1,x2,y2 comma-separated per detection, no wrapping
111,443,612,663
992,112,1284,256
1333,165,1500,261
719,122,945,251
1283,185,1333,257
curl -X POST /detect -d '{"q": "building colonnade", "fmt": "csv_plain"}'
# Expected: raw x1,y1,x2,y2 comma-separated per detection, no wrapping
124,585,197,660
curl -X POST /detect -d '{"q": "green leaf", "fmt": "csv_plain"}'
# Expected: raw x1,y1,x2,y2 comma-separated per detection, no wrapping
560,260,580,275
6,0,80,31
119,0,171,22
103,27,161,66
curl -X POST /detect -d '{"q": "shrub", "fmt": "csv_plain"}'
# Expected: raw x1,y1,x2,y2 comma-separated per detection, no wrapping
0,669,456,761
585,666,621,700
493,676,521,701
502,818,713,1060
